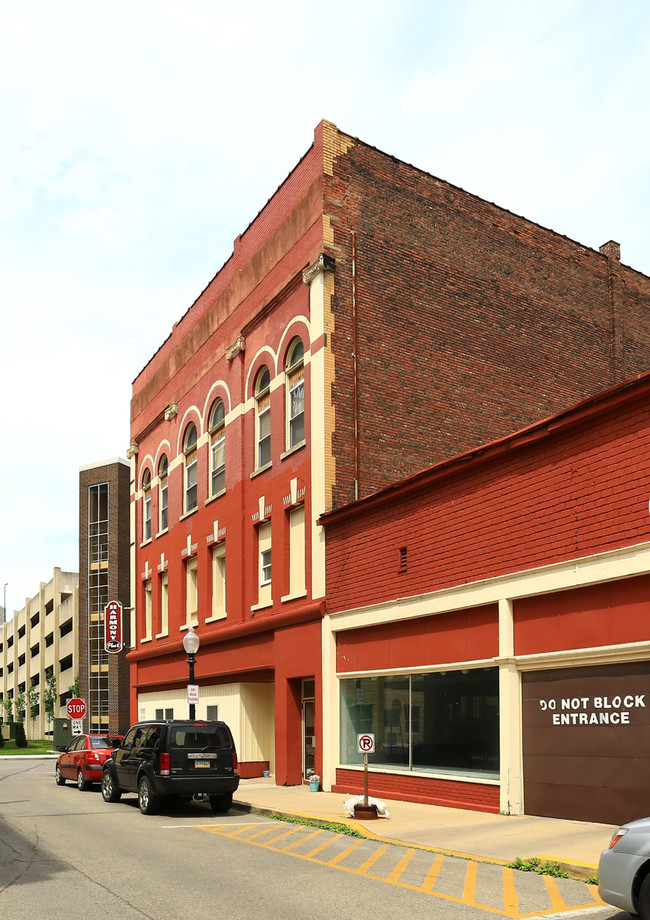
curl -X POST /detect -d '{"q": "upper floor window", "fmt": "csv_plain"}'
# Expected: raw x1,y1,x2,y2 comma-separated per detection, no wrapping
255,367,271,469
142,469,152,542
286,338,305,449
184,423,198,513
209,398,226,496
158,454,168,532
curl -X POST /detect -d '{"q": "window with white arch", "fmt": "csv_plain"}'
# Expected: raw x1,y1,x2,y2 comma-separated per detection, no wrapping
286,338,305,450
183,423,198,513
142,469,152,543
255,367,271,469
209,398,226,496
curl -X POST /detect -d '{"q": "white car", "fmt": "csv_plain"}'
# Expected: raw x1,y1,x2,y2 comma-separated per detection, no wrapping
599,817,650,917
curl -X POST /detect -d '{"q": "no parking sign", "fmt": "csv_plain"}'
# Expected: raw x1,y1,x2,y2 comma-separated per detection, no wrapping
357,732,375,755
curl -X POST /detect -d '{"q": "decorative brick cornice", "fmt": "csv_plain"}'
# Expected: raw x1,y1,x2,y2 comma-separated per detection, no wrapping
302,253,335,285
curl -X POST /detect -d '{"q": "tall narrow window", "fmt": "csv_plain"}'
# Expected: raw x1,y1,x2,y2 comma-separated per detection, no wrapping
209,399,226,496
185,556,198,626
288,504,306,598
158,454,168,532
143,580,152,641
210,544,226,621
157,573,169,638
184,423,198,513
286,339,305,449
142,469,152,542
257,522,272,608
255,367,271,469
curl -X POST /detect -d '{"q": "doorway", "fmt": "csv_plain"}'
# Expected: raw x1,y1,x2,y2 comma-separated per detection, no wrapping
302,678,315,782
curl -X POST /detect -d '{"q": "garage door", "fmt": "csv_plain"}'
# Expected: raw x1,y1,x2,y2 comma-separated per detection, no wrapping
522,662,650,825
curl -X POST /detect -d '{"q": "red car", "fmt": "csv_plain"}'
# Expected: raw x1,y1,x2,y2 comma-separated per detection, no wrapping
56,734,123,791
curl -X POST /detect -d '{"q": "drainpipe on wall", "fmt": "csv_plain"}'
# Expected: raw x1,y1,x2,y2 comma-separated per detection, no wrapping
351,231,359,501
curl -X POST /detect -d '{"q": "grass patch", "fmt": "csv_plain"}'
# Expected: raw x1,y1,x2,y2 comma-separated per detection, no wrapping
269,812,364,838
507,857,570,878
0,739,56,756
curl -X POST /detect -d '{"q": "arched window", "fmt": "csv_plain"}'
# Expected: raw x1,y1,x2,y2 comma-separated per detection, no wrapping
286,338,305,449
209,398,226,496
255,367,271,469
183,423,198,513
142,469,152,542
158,454,168,532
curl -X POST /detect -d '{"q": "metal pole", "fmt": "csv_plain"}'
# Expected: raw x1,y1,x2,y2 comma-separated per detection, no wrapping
364,752,369,806
188,653,195,720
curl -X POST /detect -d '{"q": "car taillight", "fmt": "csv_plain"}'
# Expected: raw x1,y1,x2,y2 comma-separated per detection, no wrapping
233,753,238,775
160,752,170,776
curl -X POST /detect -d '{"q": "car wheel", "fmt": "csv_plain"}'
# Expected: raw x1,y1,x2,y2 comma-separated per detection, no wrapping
138,776,158,815
638,873,650,920
77,769,90,791
101,770,122,803
209,793,233,814
55,764,66,786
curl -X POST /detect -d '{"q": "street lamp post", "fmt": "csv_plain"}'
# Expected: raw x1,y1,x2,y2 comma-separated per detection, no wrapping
182,627,200,719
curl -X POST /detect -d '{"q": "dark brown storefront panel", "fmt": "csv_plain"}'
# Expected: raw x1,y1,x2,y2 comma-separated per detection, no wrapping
522,662,650,824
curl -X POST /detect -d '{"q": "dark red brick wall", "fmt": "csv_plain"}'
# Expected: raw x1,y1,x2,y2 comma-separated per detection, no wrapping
324,138,650,506
334,769,500,813
324,379,650,614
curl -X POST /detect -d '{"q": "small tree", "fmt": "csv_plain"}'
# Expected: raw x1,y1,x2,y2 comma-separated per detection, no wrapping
27,685,40,737
42,672,57,730
14,689,25,724
2,697,12,724
68,674,80,699
14,720,27,748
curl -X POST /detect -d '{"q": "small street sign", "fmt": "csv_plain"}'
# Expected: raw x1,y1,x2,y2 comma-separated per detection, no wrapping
357,732,376,754
187,684,199,704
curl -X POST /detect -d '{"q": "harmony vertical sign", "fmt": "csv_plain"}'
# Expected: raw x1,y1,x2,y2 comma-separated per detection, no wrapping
104,600,123,654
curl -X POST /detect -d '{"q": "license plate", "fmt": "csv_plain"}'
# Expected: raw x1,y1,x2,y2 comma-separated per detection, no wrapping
195,760,210,768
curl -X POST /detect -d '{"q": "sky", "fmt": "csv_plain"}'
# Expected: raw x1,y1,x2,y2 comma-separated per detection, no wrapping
2,0,650,617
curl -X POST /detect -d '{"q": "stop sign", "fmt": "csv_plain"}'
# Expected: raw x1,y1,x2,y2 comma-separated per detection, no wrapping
66,698,86,719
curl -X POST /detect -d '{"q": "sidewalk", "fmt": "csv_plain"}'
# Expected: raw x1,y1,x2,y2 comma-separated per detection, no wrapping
233,777,616,878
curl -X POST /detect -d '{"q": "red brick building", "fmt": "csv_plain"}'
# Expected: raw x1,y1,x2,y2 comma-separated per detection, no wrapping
322,372,650,825
128,120,650,790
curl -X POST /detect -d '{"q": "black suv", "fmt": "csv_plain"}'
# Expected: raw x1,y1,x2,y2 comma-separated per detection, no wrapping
101,720,239,815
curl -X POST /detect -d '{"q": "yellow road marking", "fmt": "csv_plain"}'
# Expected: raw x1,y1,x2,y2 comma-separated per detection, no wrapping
502,867,519,915
420,853,444,893
354,843,388,874
542,875,566,913
327,839,364,866
386,848,415,882
463,859,478,903
303,833,343,859
196,823,603,918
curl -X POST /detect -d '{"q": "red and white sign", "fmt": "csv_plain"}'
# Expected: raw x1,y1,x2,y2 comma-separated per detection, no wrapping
67,698,86,719
104,600,123,653
187,684,199,705
357,732,376,754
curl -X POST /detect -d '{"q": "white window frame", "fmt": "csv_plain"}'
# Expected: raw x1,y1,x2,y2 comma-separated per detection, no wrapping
185,556,198,626
158,456,168,533
282,504,306,602
209,400,226,497
143,580,152,641
255,368,271,470
208,544,226,621
184,424,198,513
156,573,169,638
286,339,305,450
142,471,152,543
254,522,272,609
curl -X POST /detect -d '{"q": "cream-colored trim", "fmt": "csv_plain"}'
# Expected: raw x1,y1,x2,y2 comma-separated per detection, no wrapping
321,540,650,801
328,541,650,632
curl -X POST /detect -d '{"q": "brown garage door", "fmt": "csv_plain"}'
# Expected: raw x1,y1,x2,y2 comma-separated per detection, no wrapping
522,662,650,825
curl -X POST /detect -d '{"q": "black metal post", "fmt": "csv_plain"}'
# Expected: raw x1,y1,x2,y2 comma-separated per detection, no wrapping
188,653,196,720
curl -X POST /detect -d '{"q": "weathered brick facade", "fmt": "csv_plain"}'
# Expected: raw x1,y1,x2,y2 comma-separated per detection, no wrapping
129,120,650,796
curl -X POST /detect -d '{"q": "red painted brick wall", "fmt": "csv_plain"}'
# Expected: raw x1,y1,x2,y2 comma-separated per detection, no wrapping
324,379,650,617
334,769,500,813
